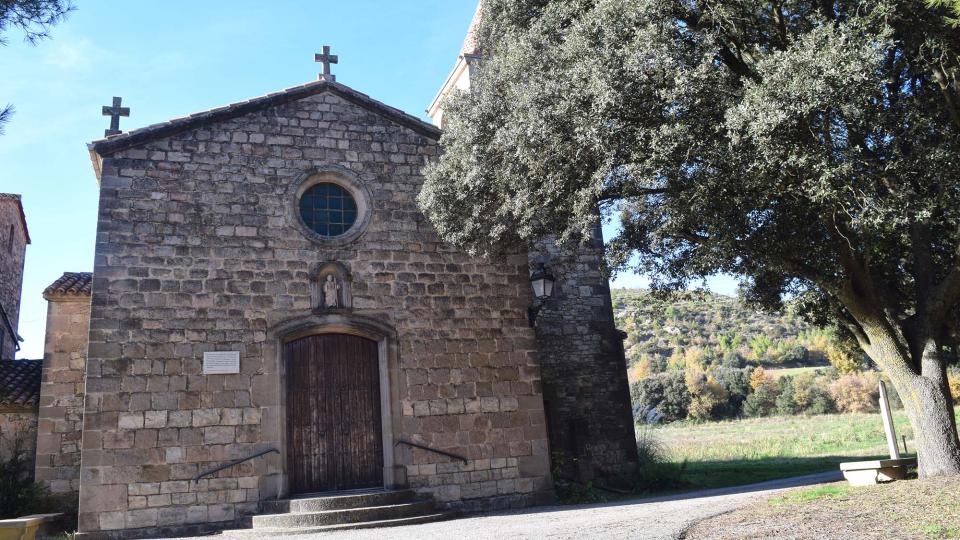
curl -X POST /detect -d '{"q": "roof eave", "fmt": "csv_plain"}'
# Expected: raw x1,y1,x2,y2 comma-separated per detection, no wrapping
87,80,441,182
427,54,483,121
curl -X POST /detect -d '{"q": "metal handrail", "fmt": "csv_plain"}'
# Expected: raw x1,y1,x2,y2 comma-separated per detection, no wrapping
395,439,468,464
194,448,280,482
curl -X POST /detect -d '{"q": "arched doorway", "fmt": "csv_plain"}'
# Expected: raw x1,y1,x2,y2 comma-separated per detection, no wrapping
284,333,384,494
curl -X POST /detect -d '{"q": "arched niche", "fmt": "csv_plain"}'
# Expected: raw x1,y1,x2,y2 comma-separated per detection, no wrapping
310,261,353,311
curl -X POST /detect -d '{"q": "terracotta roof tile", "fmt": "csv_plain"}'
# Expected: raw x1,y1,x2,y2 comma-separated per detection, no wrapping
43,272,93,298
461,1,484,56
0,359,42,407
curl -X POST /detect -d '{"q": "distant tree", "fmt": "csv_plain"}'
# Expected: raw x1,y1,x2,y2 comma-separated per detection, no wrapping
0,0,74,135
666,349,685,371
748,336,773,362
776,345,809,366
422,0,960,476
631,371,691,422
828,344,866,374
793,372,837,414
742,383,778,418
775,377,799,415
829,373,882,413
628,355,652,384
721,350,745,369
712,366,753,418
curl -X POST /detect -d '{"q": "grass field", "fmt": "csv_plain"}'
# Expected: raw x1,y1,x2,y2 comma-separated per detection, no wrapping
764,366,824,378
647,408,960,490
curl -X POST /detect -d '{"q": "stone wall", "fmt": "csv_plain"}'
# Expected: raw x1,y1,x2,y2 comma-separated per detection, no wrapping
35,293,91,496
530,224,638,484
0,407,37,467
80,88,552,537
0,194,29,359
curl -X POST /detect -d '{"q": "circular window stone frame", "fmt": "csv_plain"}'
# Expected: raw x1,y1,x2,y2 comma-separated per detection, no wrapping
290,167,373,247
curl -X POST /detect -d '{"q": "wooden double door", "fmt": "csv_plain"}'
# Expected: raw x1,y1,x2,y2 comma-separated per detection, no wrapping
285,333,384,494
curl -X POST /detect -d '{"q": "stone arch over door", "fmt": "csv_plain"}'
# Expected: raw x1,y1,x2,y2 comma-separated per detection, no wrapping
272,313,401,494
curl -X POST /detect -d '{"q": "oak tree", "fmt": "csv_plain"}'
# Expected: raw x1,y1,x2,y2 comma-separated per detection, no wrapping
420,0,960,475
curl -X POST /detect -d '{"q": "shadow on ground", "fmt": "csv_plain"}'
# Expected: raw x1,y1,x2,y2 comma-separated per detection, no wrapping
673,454,886,491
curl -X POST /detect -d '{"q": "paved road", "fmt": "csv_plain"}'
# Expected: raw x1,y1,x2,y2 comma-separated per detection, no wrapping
201,471,842,540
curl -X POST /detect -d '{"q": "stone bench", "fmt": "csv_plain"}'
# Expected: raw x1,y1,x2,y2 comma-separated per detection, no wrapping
840,458,917,486
0,513,63,540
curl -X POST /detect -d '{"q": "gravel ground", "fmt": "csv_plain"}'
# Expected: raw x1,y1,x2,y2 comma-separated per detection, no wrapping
179,471,841,540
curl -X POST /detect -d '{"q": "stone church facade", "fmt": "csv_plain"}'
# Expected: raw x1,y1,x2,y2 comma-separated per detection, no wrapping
30,7,637,538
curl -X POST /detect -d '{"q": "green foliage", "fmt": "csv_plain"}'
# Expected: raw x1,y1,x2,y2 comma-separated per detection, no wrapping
742,384,778,417
927,0,960,26
921,523,960,539
0,0,73,135
0,0,73,45
0,423,50,519
631,370,691,422
633,428,690,492
612,289,833,374
775,377,799,416
653,408,960,489
721,350,745,369
770,485,853,506
711,367,753,418
827,342,867,374
422,0,960,467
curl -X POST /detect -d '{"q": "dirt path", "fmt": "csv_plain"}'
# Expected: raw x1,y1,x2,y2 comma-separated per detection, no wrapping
203,471,842,540
685,474,960,540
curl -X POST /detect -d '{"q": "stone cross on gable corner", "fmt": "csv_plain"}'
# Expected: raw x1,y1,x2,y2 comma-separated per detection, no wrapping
315,45,339,82
102,96,130,137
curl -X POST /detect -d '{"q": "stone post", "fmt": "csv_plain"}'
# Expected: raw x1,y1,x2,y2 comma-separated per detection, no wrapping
878,381,901,460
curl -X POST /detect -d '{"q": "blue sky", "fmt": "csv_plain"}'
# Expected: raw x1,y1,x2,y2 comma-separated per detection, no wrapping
1,1,736,359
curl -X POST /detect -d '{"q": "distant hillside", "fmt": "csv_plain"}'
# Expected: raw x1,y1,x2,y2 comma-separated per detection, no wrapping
611,288,831,379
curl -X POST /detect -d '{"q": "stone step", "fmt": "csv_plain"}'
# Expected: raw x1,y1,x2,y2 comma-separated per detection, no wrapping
225,512,458,536
261,489,419,513
252,500,437,529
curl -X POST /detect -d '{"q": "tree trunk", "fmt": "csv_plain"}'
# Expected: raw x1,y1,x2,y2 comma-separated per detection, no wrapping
888,371,960,477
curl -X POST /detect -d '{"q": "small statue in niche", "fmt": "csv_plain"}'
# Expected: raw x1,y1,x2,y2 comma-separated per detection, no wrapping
322,274,341,308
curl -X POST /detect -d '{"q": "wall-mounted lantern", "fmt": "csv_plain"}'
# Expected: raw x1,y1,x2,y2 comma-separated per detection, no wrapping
528,263,556,327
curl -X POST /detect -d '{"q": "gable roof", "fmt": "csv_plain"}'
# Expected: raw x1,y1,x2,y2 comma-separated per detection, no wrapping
87,79,441,180
43,272,93,299
0,359,42,408
0,193,30,245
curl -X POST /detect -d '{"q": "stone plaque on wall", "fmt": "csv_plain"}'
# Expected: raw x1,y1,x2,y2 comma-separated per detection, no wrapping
203,351,240,374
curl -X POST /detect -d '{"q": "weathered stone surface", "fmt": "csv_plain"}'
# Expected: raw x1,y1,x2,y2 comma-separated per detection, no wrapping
35,286,91,498
78,88,553,536
0,194,29,360
530,229,640,484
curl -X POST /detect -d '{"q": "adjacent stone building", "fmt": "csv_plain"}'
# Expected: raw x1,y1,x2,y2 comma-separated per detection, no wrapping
35,272,93,497
428,4,637,484
0,358,42,461
0,193,38,466
0,193,30,359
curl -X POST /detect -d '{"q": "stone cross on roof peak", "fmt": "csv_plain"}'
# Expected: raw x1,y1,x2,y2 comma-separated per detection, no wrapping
315,45,339,82
101,96,130,137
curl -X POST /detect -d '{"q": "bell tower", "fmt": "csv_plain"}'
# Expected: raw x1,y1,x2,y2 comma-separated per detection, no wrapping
426,2,483,128
427,2,640,486
0,193,29,359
